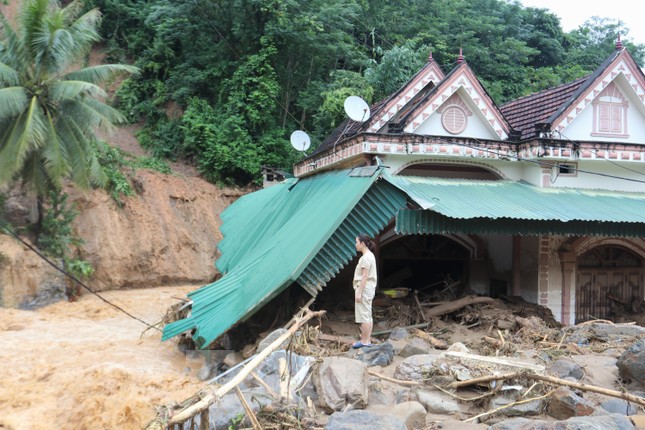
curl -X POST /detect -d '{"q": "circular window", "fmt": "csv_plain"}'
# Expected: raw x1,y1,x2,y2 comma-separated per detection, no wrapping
441,106,467,134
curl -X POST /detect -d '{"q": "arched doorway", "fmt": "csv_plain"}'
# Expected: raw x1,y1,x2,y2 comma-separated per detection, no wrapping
379,234,470,294
576,246,644,322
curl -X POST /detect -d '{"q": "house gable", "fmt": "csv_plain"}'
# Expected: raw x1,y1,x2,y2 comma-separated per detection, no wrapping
552,49,645,143
366,55,445,133
402,65,511,140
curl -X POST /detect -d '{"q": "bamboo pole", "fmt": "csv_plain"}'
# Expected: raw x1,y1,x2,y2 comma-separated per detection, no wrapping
235,386,262,430
164,309,325,426
449,371,645,408
367,369,422,387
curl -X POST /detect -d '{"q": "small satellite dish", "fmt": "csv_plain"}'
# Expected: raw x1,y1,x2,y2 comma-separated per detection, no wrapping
290,130,311,152
344,96,370,122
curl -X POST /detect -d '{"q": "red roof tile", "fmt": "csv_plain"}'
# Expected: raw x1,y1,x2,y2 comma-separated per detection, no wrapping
500,77,588,139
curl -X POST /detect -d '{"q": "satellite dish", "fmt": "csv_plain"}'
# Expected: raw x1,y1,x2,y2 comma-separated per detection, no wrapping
290,130,311,152
344,96,371,122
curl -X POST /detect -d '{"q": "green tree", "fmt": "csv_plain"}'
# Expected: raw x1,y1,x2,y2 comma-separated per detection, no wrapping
0,0,138,198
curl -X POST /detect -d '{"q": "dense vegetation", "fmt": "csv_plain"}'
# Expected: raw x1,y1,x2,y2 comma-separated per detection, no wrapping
91,0,644,185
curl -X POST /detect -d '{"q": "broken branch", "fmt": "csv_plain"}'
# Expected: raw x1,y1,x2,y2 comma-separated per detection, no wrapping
449,371,645,408
163,309,325,426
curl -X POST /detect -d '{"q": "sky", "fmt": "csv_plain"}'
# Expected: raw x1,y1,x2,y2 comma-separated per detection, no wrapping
518,0,645,46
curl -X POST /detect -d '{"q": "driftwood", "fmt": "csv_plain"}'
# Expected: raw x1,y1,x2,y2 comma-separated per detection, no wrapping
148,308,325,428
424,296,495,318
318,333,356,345
235,386,262,430
412,328,448,350
367,369,422,387
449,371,645,408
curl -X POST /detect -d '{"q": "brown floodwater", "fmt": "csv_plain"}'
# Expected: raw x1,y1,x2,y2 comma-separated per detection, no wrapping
0,285,205,430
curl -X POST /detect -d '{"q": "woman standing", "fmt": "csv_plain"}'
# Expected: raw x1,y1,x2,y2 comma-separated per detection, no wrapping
352,234,377,348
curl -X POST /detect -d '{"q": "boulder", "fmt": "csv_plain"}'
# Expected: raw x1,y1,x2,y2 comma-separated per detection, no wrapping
489,394,544,417
315,357,369,412
549,358,585,381
416,389,461,414
546,387,595,420
617,339,645,386
399,338,431,358
184,387,271,430
600,398,639,416
346,342,395,367
325,410,406,430
488,413,635,430
387,401,426,430
394,353,441,381
388,328,410,341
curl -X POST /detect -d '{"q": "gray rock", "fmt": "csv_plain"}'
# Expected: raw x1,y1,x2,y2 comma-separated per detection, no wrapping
19,278,66,310
398,338,431,358
394,353,442,381
547,387,595,420
591,324,645,341
346,342,395,367
617,339,645,386
389,328,410,341
549,358,585,380
368,386,395,406
497,320,516,330
257,328,289,353
315,357,369,412
600,398,639,416
488,413,635,430
389,401,426,430
447,342,470,353
395,389,415,404
490,394,544,417
326,410,407,430
416,389,461,414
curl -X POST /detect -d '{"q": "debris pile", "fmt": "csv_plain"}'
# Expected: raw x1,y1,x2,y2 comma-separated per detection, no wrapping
149,297,645,430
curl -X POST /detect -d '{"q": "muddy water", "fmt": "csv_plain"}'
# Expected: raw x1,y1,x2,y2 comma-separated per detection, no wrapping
0,285,205,430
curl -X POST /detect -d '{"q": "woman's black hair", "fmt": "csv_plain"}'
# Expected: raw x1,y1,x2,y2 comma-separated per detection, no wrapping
357,234,375,252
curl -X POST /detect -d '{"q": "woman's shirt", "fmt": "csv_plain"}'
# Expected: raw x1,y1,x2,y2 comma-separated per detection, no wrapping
353,251,377,292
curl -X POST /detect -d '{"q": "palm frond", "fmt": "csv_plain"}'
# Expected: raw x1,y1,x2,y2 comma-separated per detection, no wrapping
50,80,106,101
41,112,69,187
63,64,140,84
61,0,85,24
19,150,50,196
0,14,27,70
59,97,125,135
0,62,20,86
0,96,48,184
0,87,29,117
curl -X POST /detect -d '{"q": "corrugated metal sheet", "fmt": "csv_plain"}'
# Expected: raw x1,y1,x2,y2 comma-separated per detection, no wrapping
163,168,385,348
385,173,645,222
297,180,407,296
396,209,645,237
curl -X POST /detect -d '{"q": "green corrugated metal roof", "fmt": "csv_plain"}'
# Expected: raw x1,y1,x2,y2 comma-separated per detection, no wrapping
297,180,407,296
163,168,391,347
385,173,645,222
396,209,645,237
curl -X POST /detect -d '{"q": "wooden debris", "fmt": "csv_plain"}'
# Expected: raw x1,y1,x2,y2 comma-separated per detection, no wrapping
149,308,325,428
413,291,428,323
318,333,356,346
449,371,645,408
463,390,555,423
250,371,280,401
443,351,545,374
367,369,422,387
413,328,448,350
235,386,262,430
424,296,496,318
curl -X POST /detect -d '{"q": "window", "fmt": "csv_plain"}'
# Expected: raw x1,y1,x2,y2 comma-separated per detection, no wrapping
592,82,629,138
441,105,467,134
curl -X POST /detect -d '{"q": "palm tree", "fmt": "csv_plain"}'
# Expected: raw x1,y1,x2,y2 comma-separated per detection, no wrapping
0,0,138,198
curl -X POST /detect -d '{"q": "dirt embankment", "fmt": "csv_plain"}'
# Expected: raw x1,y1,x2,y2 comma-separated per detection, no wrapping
0,168,250,307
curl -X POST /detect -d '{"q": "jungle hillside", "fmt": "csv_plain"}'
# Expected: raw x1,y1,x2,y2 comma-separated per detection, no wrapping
91,0,644,185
